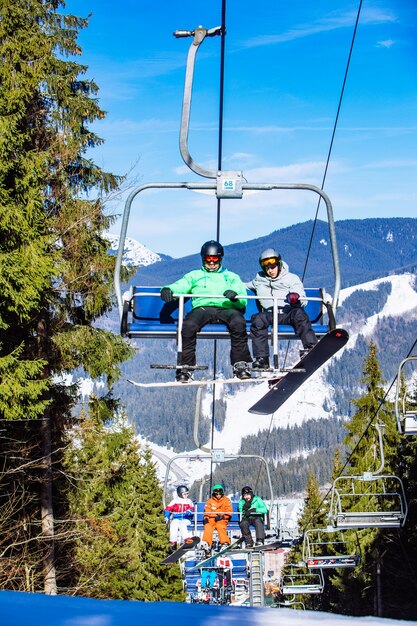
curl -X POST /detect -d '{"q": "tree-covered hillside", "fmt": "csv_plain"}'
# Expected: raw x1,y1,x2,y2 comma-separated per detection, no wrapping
126,217,417,291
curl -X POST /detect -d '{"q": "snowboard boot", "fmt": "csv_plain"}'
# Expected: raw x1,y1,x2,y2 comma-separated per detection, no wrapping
233,361,252,380
252,357,270,370
176,368,192,383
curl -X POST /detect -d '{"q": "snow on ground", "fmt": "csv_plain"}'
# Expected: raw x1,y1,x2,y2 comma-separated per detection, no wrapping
4,589,417,626
339,273,417,343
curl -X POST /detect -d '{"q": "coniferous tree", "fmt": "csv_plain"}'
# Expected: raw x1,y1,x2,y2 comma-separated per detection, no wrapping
0,0,133,593
327,343,402,617
64,400,184,601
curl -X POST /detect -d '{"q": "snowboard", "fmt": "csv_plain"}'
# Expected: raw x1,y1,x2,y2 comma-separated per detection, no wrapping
248,328,349,415
161,536,200,564
127,373,281,389
190,537,243,570
246,539,283,551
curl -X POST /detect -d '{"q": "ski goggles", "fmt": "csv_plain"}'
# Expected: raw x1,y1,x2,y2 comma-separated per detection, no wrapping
261,257,280,268
212,488,224,495
204,255,221,263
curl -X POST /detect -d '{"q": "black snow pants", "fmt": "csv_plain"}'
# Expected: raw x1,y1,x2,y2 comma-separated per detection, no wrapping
239,516,265,543
180,306,252,366
250,306,318,359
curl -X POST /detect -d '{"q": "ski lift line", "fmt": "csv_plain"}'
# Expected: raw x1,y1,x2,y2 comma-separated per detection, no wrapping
114,182,340,317
302,0,363,283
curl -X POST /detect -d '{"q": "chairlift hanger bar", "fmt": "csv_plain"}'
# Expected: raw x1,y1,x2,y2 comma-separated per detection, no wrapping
114,23,341,325
174,25,223,180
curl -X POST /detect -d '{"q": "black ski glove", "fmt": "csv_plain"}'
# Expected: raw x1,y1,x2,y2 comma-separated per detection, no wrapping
161,287,174,303
215,515,224,521
203,518,209,525
223,290,238,302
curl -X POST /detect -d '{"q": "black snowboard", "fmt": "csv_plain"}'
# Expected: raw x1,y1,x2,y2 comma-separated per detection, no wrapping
161,536,200,564
248,328,349,415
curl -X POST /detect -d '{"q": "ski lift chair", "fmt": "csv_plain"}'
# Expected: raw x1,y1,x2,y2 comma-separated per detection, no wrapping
280,563,324,595
302,526,361,569
114,25,342,373
276,596,306,610
329,423,408,529
394,356,417,435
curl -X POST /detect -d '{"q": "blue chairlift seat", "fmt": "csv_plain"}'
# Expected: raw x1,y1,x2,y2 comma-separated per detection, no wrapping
187,501,242,534
122,286,330,339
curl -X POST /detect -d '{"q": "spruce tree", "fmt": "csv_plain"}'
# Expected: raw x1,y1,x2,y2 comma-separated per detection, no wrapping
327,342,403,617
64,402,184,601
0,0,133,593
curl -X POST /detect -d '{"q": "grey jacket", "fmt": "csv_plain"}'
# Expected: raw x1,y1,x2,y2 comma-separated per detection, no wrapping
246,261,307,311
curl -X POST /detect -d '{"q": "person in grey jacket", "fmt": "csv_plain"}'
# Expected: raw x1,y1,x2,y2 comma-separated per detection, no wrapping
246,248,318,369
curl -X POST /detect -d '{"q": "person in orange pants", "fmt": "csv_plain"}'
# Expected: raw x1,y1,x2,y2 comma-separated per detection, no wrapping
201,484,232,553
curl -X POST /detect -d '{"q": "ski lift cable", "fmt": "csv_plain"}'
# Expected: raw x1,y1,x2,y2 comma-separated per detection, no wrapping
253,412,276,493
302,0,363,282
301,336,417,534
281,0,363,368
209,0,227,493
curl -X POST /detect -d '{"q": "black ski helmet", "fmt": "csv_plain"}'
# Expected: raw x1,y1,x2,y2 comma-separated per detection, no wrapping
201,240,224,260
259,248,282,268
177,485,189,497
241,485,253,496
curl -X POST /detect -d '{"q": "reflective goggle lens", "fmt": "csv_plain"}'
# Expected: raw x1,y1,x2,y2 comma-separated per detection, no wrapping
204,255,221,263
213,489,223,494
261,257,279,268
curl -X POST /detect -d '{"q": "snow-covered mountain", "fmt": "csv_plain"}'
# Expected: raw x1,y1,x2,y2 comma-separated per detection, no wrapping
104,233,162,267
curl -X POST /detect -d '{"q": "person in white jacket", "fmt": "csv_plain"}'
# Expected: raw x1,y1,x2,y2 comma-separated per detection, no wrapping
164,485,195,553
246,248,318,369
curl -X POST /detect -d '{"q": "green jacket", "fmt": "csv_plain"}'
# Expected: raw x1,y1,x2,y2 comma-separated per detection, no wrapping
238,495,269,518
164,266,247,310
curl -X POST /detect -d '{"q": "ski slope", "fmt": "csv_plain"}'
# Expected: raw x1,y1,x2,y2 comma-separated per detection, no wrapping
3,590,416,626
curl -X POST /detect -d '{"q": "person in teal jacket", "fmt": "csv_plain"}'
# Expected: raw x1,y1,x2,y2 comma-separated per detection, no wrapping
238,485,269,547
160,240,252,382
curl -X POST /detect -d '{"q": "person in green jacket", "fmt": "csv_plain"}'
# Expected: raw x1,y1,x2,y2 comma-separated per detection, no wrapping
160,240,252,382
238,485,269,547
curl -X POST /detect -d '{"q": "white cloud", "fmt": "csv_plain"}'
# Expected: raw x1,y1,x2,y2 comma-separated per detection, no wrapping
377,39,395,48
240,8,397,49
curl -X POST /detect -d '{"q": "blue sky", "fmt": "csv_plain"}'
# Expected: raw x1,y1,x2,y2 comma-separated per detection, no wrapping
69,0,417,257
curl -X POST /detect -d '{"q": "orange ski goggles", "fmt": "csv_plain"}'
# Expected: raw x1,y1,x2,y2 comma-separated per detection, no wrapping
261,257,280,268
